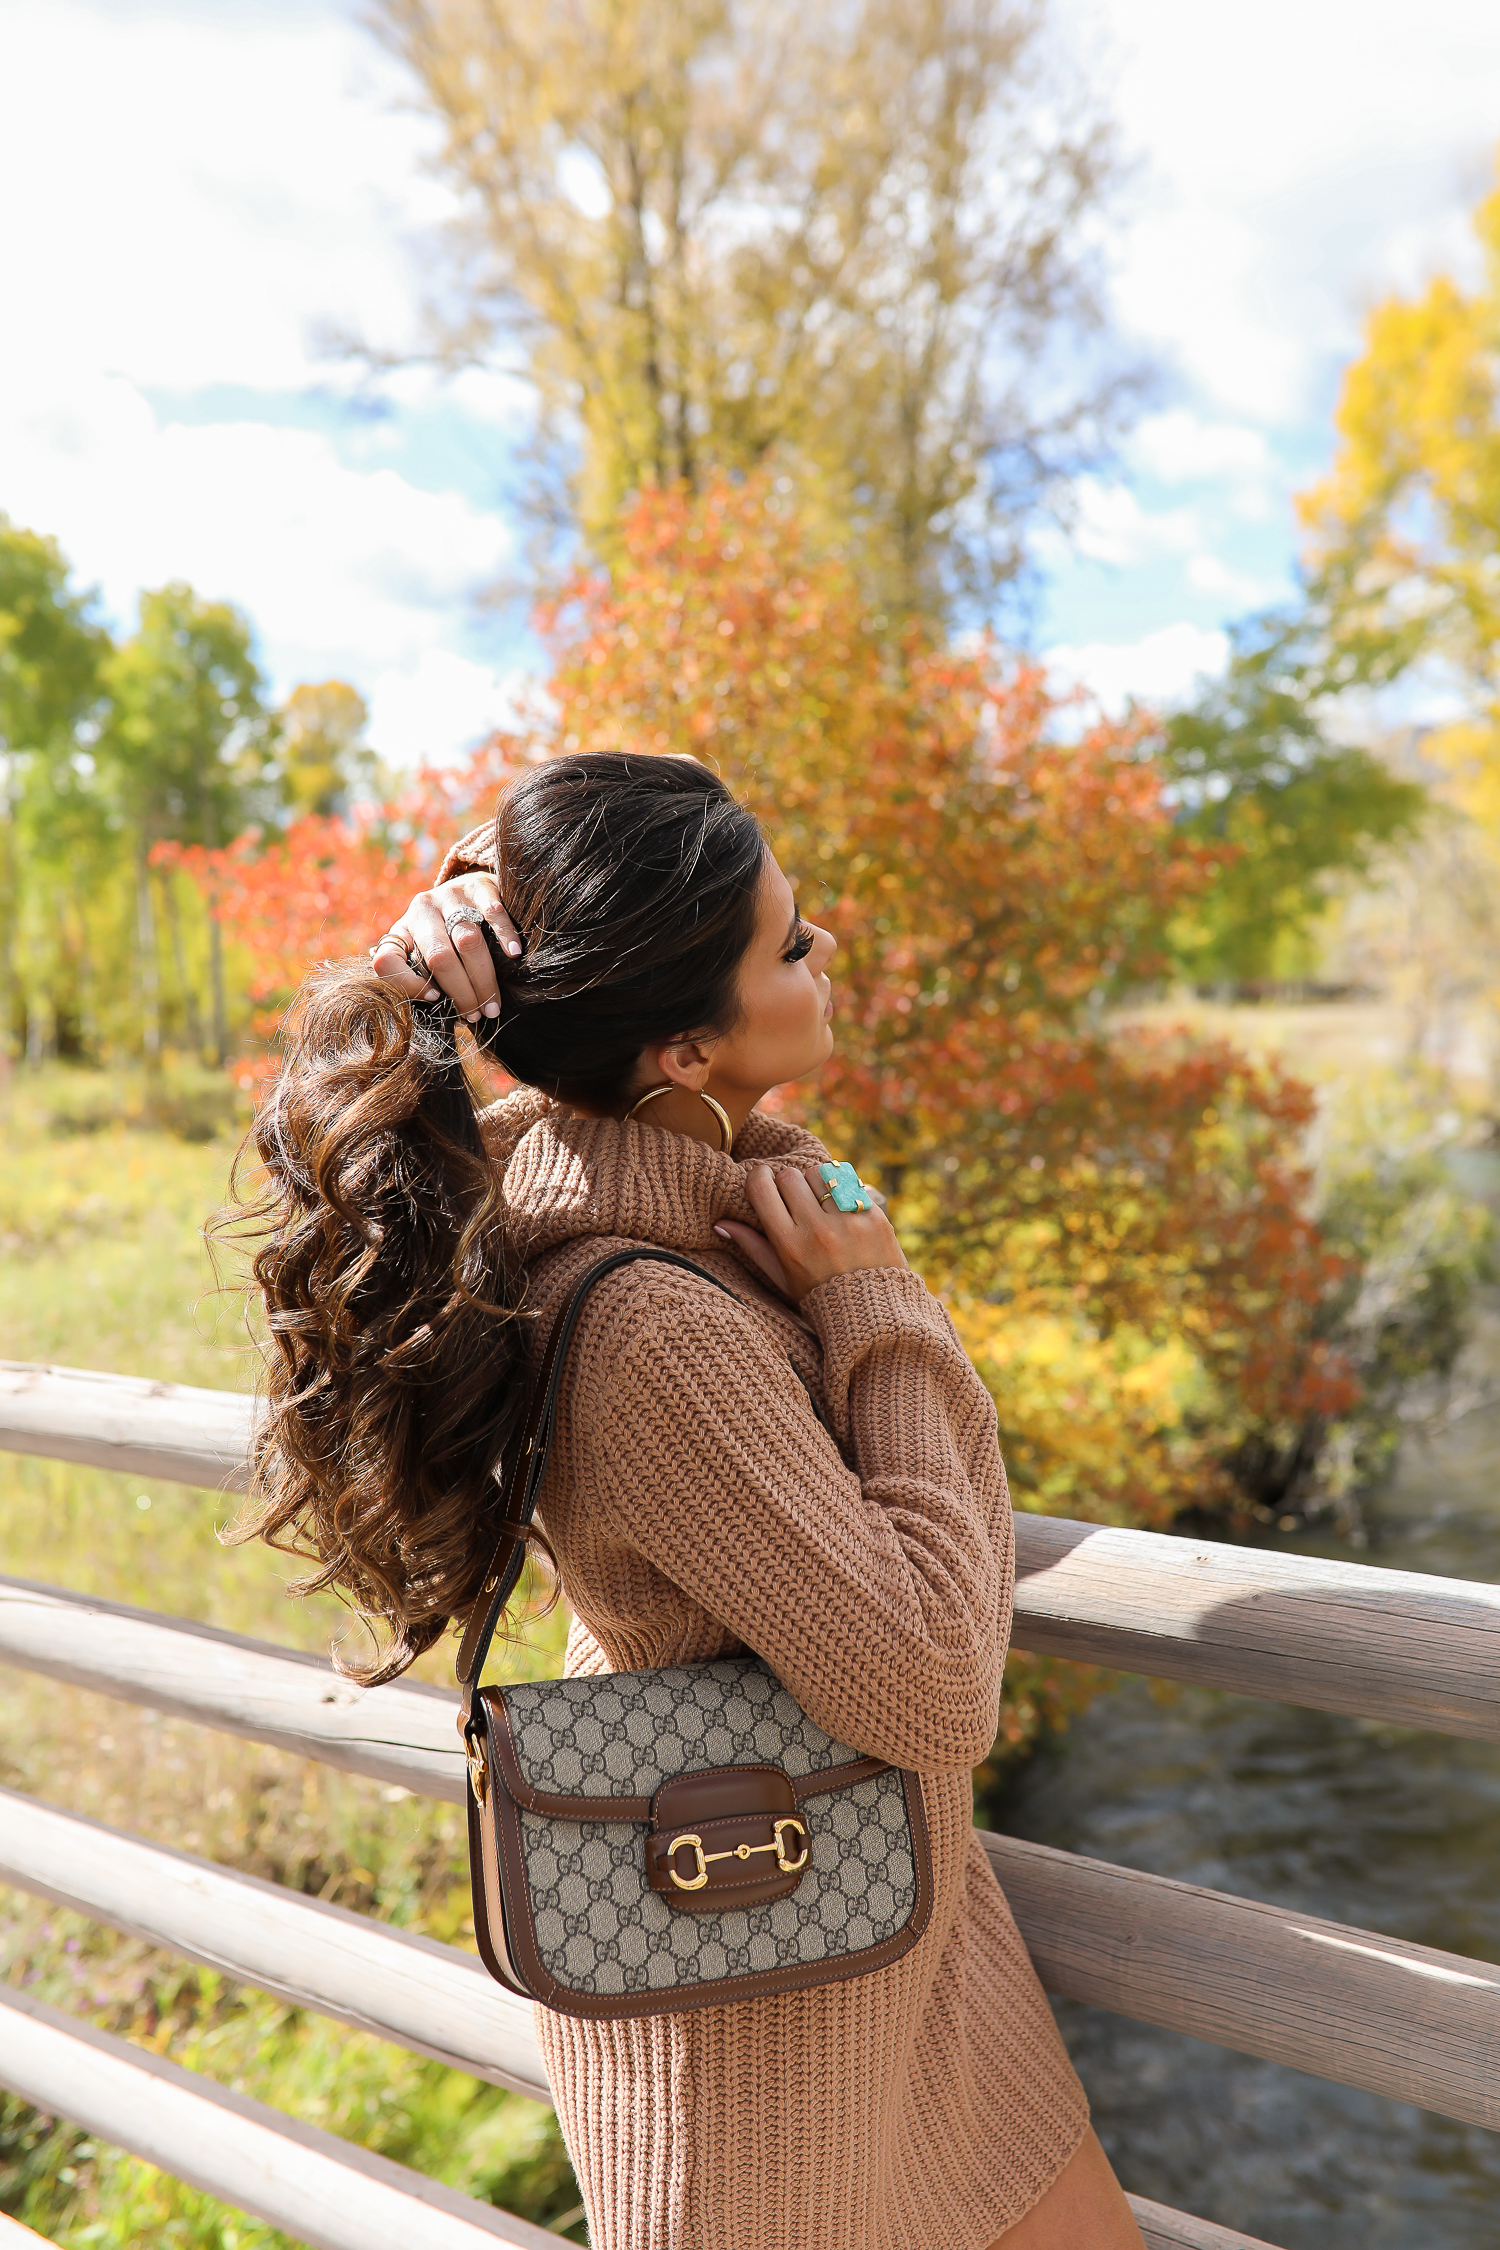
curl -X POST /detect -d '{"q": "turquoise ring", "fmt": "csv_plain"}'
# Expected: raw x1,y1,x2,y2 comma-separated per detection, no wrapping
818,1160,873,1213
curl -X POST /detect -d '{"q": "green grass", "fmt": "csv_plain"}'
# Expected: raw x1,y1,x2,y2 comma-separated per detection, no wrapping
0,1066,583,2246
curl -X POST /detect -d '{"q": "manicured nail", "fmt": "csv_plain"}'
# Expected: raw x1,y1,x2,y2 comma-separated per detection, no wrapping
482,1000,500,1017
505,938,521,957
713,1225,731,1240
464,1010,480,1023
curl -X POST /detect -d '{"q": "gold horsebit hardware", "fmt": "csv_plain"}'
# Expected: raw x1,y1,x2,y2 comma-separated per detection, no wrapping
466,1732,488,1807
665,1817,809,1891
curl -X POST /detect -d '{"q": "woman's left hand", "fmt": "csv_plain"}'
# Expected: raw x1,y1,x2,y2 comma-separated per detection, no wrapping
714,1165,906,1303
370,872,521,1023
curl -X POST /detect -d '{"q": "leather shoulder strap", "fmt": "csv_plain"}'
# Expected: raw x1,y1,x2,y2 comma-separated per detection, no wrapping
456,1247,742,1716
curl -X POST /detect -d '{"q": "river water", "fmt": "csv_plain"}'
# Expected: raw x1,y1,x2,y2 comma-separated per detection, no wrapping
998,1323,1500,2246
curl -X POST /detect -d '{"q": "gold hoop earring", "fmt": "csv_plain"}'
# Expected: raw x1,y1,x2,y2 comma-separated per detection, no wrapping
698,1090,734,1153
626,1083,734,1154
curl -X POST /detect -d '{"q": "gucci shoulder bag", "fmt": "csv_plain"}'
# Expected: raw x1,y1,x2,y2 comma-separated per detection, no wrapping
456,1248,934,2020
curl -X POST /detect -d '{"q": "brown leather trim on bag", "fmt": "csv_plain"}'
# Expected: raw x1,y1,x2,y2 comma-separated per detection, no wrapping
465,1709,531,2000
794,1755,888,1801
481,1763,933,2021
484,1692,891,1820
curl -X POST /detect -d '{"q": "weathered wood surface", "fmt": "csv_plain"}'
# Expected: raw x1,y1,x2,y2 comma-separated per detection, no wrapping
0,1981,1277,2250
0,2214,53,2246
1012,1511,1500,1742
0,1989,562,2250
984,1833,1500,2134
0,1574,467,1801
1128,2196,1284,2250
7,1362,1500,1735
0,1787,548,2102
1,1600,1497,2135
0,1361,255,1492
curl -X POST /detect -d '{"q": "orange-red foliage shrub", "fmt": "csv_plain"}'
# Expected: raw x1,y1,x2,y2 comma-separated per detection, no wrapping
169,477,1357,1767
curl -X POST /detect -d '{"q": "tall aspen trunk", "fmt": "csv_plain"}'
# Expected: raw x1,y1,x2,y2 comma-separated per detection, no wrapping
136,853,161,1069
161,869,203,1056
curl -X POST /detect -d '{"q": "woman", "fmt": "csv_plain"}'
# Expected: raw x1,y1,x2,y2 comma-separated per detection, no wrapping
246,752,1144,2250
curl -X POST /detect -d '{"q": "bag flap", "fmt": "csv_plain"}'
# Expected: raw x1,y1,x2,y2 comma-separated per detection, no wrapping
489,1655,870,1819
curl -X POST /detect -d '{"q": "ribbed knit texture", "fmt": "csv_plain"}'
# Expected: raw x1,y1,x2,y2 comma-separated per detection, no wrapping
472,1087,1090,2250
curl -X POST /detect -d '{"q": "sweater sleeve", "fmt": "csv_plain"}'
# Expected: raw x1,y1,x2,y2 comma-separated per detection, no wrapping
433,823,495,886
583,1265,1012,1773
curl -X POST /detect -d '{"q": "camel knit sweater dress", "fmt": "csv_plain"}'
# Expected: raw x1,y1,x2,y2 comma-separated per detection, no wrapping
473,1086,1091,2250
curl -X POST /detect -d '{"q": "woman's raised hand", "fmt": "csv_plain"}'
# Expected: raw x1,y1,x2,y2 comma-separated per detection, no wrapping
714,1165,907,1304
369,872,521,1023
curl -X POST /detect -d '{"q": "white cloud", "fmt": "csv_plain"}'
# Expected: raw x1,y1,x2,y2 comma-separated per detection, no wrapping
1044,623,1229,716
0,365,516,758
0,3,525,769
0,1,442,395
1067,477,1200,567
1184,553,1284,608
1075,0,1500,425
368,649,534,769
1127,411,1274,493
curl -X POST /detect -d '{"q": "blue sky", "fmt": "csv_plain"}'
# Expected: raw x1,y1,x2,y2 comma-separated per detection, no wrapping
4,0,1499,764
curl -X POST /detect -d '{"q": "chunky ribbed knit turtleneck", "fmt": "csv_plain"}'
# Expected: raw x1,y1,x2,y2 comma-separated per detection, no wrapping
471,1088,1089,2250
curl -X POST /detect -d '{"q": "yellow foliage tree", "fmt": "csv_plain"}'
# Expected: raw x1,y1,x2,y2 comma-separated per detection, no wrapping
1299,155,1500,852
277,681,374,817
371,0,1124,616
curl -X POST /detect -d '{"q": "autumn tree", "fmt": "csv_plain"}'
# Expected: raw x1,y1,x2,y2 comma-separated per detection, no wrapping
1158,609,1426,984
371,0,1126,617
539,480,1352,1536
1298,152,1500,861
277,680,375,817
0,519,113,1061
101,584,274,1063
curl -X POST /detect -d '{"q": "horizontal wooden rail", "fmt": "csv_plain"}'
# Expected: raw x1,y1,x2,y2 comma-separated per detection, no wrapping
1,1635,1496,2135
6,1361,1500,1737
0,1795,1282,2250
0,1787,548,2102
1012,1513,1500,1742
0,1361,255,1493
0,1574,465,1801
1129,2203,1281,2250
0,2215,52,2246
982,1833,1500,2134
0,1989,561,2250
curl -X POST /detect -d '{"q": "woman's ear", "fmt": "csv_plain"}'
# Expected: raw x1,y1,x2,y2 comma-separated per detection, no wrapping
644,1036,714,1091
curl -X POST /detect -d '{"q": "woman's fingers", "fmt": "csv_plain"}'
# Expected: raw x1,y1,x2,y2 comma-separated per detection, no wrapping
775,1165,835,1224
371,875,514,1020
740,1160,906,1303
744,1162,811,1249
402,895,488,1018
369,932,440,1000
712,1219,792,1298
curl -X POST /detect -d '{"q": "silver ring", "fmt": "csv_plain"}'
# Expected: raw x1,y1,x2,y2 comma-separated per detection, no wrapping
443,906,489,936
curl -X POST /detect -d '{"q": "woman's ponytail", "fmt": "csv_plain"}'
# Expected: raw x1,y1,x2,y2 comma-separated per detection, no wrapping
224,961,528,1683
226,752,764,1681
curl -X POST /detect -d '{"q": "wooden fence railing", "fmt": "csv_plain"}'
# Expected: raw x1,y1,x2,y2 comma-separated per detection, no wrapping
2,1360,1498,2250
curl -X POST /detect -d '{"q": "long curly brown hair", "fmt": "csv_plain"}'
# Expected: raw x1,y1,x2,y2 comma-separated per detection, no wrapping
225,753,764,1682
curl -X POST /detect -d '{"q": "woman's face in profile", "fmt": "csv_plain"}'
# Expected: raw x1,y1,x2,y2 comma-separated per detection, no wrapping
709,850,837,1103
